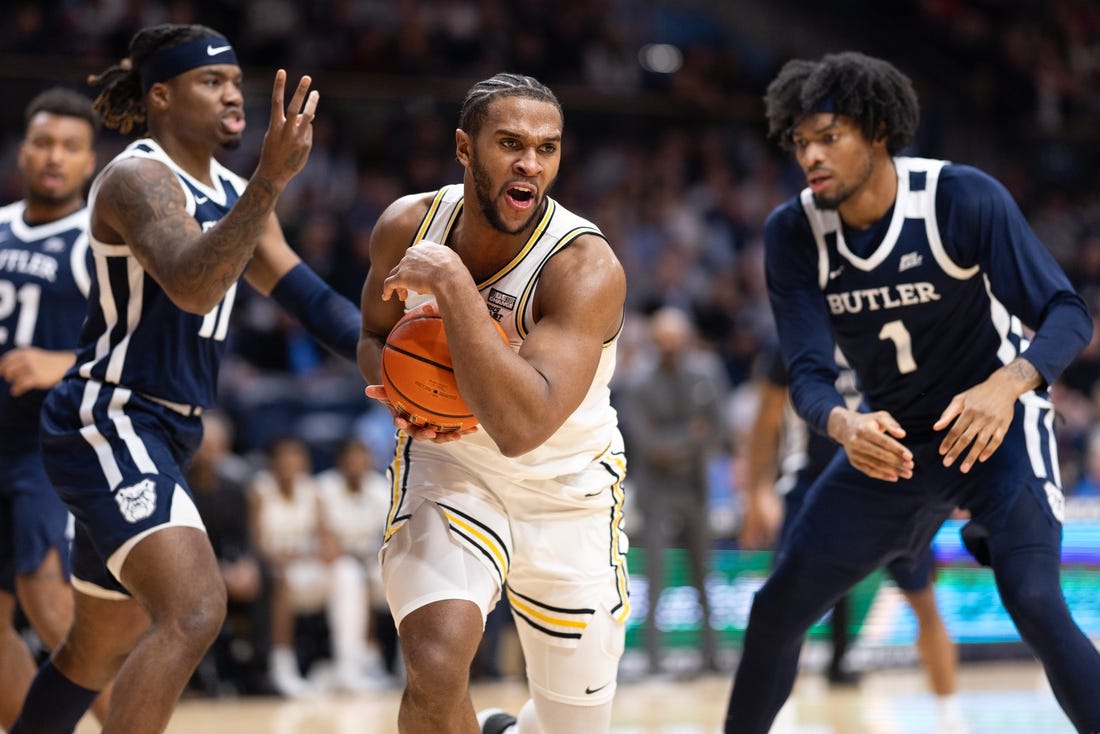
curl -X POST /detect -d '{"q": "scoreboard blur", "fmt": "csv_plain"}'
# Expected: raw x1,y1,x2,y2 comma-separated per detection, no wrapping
626,518,1100,657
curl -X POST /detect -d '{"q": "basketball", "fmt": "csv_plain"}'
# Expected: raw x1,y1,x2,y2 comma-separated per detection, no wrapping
380,301,509,432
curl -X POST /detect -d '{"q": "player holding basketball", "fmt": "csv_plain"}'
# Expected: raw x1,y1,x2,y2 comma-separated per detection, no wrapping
0,87,116,729
12,23,361,734
357,73,628,734
723,51,1100,734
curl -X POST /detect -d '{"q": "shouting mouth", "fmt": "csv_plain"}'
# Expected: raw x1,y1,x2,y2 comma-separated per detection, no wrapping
505,184,536,210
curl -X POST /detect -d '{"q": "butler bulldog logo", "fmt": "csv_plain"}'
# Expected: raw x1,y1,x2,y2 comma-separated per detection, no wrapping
115,478,157,523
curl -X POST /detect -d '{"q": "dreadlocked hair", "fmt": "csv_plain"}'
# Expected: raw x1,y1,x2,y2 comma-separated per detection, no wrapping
87,23,221,136
764,51,919,155
458,73,562,137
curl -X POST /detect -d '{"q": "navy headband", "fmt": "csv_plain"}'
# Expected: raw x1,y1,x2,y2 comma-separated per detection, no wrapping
800,95,837,116
140,36,239,94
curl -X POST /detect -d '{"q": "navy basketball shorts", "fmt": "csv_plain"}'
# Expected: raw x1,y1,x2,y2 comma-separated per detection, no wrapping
781,470,936,592
39,378,206,598
784,399,1063,582
0,448,72,592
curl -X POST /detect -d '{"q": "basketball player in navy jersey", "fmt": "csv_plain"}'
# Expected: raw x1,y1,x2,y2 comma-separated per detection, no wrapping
11,24,361,734
358,73,628,734
742,345,961,729
0,87,115,729
724,52,1100,733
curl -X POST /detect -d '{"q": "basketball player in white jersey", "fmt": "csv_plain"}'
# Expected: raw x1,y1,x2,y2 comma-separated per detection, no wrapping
357,73,629,734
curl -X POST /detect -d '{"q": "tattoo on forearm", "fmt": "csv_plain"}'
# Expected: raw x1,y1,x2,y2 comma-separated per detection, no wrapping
110,164,278,305
1007,359,1040,386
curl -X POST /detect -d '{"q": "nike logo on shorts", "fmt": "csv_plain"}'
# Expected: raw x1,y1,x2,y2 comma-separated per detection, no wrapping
207,45,232,56
585,681,610,695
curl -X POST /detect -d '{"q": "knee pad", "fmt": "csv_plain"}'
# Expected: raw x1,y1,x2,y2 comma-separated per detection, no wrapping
516,605,624,707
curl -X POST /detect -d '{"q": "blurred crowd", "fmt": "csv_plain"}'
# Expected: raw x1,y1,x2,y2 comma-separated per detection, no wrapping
2,0,1100,692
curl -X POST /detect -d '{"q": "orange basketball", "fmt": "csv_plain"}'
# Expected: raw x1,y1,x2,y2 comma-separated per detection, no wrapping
381,301,508,432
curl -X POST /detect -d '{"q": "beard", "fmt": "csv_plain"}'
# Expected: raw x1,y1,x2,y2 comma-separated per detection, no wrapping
27,188,73,206
220,136,242,151
469,149,549,235
811,153,874,210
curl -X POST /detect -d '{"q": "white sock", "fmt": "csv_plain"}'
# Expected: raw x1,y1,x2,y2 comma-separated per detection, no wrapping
938,693,962,725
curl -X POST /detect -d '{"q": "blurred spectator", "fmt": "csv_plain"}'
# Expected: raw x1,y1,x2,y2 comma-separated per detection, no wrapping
619,306,729,675
249,436,377,696
314,438,396,685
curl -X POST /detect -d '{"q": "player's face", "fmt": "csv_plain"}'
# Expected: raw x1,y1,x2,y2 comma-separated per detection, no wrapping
167,65,246,150
18,113,95,207
463,97,561,235
790,113,874,210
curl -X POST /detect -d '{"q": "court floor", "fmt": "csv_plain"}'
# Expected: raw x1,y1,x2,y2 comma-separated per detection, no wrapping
69,660,1077,733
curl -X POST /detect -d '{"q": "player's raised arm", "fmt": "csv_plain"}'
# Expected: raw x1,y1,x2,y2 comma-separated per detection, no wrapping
92,70,317,314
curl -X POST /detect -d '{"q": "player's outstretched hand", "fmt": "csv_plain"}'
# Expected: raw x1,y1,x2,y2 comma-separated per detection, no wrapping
364,385,477,443
255,69,318,190
830,408,914,482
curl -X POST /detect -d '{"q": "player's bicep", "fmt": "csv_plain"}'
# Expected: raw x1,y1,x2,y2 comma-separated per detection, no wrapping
522,241,625,410
94,158,201,282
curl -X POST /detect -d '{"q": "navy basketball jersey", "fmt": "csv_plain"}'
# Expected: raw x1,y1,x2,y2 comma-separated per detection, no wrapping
0,201,90,446
798,157,1027,435
73,139,247,407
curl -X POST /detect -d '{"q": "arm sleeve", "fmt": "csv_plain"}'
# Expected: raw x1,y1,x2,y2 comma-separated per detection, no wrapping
937,166,1093,385
764,204,845,434
269,263,361,362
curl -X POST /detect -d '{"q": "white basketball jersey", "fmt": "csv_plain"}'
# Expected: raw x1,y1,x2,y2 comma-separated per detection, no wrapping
314,468,389,558
251,471,319,557
403,185,623,481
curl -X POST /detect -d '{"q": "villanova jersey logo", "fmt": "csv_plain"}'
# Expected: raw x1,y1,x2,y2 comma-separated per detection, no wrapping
115,478,157,523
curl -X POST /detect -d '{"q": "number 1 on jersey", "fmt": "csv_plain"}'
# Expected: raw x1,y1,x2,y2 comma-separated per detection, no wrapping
879,319,917,374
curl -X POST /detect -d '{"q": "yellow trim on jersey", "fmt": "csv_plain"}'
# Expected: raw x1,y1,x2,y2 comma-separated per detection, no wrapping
442,507,510,578
605,449,631,623
383,432,413,541
507,592,588,630
514,225,602,340
475,199,557,291
411,188,451,245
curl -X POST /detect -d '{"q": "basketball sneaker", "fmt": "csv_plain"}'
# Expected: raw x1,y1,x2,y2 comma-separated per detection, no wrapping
477,707,517,734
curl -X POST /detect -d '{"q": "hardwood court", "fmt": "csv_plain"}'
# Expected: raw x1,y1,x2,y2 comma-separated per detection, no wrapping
67,660,1076,733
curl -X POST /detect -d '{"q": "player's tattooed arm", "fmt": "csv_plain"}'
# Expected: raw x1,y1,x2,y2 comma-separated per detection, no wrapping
94,71,317,316
1001,358,1042,393
96,157,273,314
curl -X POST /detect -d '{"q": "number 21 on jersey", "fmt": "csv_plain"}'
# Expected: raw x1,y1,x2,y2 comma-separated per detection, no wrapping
0,280,40,346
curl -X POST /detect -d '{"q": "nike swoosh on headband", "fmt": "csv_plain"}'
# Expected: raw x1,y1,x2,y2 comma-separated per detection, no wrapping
207,45,232,56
